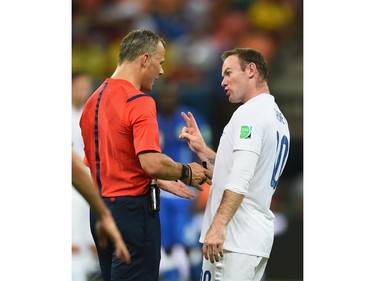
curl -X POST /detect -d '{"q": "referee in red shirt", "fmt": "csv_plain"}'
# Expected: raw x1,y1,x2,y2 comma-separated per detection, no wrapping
79,29,211,281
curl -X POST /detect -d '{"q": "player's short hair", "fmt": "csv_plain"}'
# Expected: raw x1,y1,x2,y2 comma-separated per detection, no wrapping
221,48,268,81
118,29,166,64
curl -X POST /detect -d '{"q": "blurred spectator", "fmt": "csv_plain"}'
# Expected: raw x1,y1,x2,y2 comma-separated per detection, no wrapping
72,72,100,281
167,23,219,120
152,0,190,40
155,80,213,281
211,9,250,51
236,30,278,67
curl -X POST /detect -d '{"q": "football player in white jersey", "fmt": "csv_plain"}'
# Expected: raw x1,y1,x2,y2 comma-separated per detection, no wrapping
179,48,290,281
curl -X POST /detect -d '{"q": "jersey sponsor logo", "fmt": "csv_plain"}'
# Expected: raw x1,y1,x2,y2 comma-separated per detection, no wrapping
240,125,253,139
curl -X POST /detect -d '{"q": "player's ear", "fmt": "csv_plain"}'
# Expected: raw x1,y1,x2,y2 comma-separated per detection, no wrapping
247,62,256,79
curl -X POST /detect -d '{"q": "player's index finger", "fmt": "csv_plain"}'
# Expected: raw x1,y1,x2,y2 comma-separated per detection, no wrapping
181,112,190,122
188,111,198,127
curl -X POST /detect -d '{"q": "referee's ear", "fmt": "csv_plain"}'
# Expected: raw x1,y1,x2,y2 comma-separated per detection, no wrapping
140,53,150,69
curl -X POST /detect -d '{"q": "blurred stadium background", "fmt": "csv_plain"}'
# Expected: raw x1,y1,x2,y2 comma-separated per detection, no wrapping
72,0,303,280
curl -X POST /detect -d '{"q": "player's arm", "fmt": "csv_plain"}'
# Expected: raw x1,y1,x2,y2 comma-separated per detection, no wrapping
203,189,244,263
72,149,131,264
72,149,108,219
202,150,259,263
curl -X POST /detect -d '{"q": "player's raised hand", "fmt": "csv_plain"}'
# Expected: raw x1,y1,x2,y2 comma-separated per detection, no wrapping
179,112,206,155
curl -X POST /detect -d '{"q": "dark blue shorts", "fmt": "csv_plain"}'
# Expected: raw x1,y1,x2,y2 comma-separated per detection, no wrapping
90,195,161,281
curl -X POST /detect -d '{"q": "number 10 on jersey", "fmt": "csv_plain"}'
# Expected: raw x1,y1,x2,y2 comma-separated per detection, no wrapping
270,131,289,189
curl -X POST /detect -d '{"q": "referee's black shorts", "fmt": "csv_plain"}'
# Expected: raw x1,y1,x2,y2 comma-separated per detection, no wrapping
90,195,161,281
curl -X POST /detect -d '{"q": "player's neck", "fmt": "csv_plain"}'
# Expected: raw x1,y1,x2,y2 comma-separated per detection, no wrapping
243,83,269,103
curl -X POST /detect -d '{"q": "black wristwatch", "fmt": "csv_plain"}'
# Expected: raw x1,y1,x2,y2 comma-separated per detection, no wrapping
179,164,191,184
180,164,190,181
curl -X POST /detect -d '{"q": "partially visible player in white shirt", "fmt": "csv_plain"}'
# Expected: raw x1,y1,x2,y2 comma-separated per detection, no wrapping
179,48,290,281
72,73,100,281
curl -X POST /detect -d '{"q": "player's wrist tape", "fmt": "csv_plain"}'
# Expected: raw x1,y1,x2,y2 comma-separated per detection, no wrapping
180,164,192,186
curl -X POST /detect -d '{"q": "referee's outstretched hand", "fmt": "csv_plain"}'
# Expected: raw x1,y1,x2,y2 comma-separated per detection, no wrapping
158,179,194,199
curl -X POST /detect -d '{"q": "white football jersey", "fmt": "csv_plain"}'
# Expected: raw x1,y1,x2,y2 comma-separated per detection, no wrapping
199,94,290,258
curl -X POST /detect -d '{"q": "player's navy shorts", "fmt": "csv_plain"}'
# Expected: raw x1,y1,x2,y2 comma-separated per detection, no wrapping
90,194,161,281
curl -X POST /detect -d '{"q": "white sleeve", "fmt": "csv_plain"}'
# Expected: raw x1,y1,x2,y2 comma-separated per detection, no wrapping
224,150,259,195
